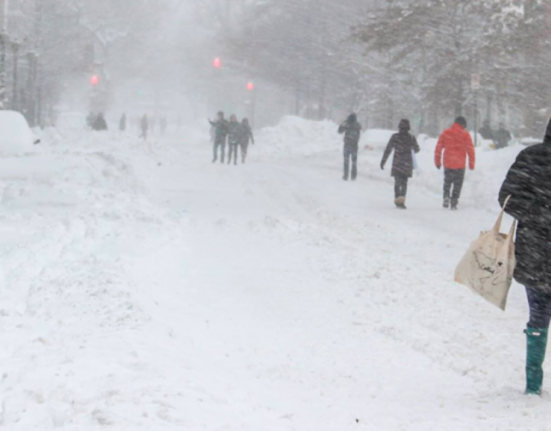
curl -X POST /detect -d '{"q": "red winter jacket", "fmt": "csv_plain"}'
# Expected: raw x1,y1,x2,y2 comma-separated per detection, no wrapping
435,123,476,170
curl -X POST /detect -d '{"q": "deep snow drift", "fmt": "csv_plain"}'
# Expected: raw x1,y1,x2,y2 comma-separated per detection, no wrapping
0,117,547,431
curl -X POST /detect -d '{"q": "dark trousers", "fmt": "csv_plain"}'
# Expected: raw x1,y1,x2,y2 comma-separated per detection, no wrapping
343,144,358,180
394,175,409,199
213,138,226,162
443,169,465,204
527,287,551,329
228,142,239,164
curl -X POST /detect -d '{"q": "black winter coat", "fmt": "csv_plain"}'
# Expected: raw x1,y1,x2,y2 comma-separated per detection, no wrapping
338,121,362,146
381,131,420,178
499,138,551,290
209,119,229,139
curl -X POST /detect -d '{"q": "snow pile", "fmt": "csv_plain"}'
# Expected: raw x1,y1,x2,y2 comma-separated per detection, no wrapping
0,131,186,429
0,111,37,154
258,116,340,155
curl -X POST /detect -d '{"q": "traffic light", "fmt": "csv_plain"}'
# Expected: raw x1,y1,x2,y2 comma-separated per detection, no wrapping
247,82,255,91
213,57,221,69
90,75,99,86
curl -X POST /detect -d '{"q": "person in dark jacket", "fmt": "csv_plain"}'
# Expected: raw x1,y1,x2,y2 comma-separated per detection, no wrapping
498,118,551,395
495,123,512,150
239,118,255,163
381,119,420,209
227,115,242,165
479,119,494,141
119,113,127,132
338,113,362,181
92,113,108,131
140,114,149,140
209,112,229,163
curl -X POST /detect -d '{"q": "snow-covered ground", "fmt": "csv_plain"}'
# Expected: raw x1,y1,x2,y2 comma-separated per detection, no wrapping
0,117,547,430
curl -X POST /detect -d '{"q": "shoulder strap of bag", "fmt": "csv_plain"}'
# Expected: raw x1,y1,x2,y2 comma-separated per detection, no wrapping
493,195,512,234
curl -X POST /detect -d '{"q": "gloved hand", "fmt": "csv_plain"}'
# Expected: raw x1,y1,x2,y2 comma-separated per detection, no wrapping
436,165,441,170
380,163,385,171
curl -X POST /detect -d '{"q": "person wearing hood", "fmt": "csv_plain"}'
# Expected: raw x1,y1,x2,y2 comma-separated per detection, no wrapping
499,118,551,396
434,116,476,210
338,113,362,181
380,119,420,209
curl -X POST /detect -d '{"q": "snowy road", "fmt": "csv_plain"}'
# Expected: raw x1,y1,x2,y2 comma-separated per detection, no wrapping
0,127,548,430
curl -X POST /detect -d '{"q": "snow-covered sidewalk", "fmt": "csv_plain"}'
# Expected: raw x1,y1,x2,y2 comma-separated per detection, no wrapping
0,124,547,430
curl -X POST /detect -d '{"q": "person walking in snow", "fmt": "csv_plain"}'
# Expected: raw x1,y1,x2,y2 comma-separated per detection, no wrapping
119,113,127,132
239,118,255,163
140,114,149,140
498,118,551,395
209,111,229,163
434,116,476,210
338,113,362,181
380,119,420,209
92,113,108,131
227,115,242,165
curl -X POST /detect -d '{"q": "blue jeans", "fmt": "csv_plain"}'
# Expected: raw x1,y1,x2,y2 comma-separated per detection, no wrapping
526,287,551,329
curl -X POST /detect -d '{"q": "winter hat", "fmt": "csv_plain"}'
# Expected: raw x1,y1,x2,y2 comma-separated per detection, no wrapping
544,118,551,145
348,113,357,123
455,116,467,128
399,119,410,132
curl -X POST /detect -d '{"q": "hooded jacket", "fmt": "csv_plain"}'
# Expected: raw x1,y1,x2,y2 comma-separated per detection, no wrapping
499,119,551,290
435,123,476,170
381,120,420,178
338,114,362,146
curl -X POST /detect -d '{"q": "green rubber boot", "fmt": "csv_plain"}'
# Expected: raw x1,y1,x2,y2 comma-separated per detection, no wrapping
525,327,549,395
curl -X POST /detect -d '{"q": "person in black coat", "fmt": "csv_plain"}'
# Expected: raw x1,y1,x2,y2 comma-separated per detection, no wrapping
495,123,512,150
381,119,420,209
499,118,551,395
338,113,362,181
209,112,229,163
239,118,255,163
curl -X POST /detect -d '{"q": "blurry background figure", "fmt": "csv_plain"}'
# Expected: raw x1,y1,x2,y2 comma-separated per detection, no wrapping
92,113,108,131
119,113,127,132
240,118,255,163
160,116,168,135
227,114,242,165
338,113,362,181
140,114,149,140
495,123,512,149
479,119,494,141
209,112,229,163
86,112,96,129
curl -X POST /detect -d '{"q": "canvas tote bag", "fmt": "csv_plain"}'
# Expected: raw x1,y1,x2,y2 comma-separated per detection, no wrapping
454,197,517,310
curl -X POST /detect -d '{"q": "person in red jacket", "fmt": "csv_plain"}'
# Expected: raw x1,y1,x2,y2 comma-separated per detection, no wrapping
434,116,476,210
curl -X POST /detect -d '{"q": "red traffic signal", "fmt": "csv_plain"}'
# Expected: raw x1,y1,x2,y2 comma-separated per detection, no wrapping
213,57,221,69
90,75,99,86
247,82,255,91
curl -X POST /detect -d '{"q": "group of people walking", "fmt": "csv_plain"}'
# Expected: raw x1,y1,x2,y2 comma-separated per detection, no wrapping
339,114,476,210
339,111,551,396
209,112,255,165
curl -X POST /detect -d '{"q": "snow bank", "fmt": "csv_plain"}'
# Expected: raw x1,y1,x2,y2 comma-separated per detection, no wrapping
0,111,36,154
